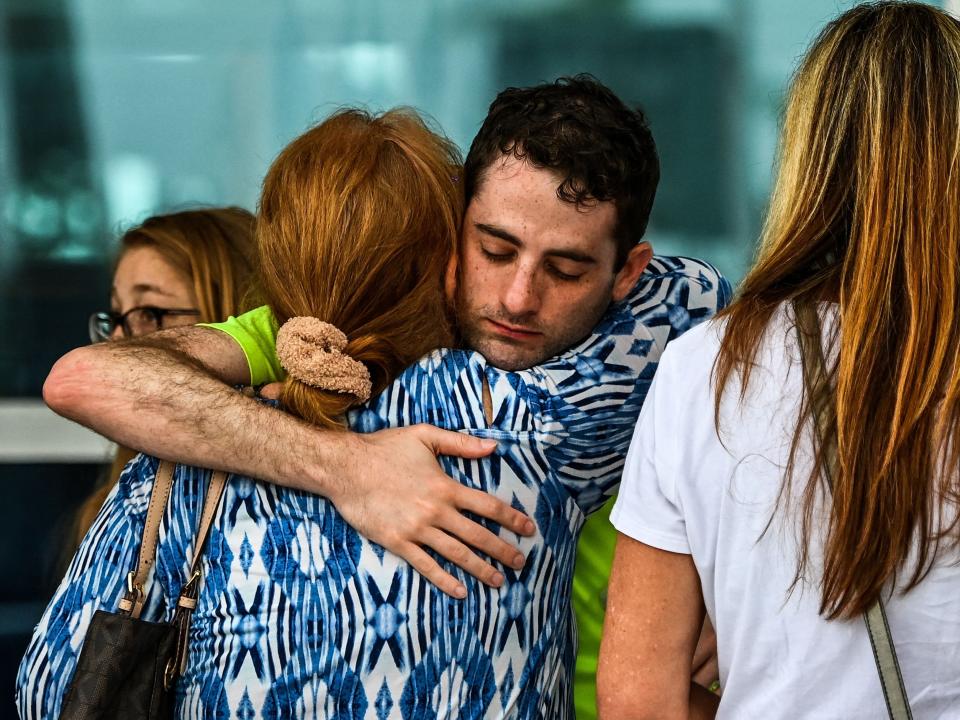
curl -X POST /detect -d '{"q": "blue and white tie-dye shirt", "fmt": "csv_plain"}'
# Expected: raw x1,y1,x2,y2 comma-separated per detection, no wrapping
18,256,730,720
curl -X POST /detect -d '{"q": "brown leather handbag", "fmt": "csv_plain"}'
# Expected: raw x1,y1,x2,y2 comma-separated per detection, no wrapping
58,461,227,720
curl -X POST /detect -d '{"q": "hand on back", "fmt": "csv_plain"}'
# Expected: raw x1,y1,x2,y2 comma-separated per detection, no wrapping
258,383,537,597
288,415,535,598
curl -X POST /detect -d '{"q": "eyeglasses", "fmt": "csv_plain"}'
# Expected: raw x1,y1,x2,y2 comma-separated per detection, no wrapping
88,306,201,343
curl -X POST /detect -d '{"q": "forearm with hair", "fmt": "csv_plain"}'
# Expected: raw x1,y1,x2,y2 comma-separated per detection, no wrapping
43,336,350,497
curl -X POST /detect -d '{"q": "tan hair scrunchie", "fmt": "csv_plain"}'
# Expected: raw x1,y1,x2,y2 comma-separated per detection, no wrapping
276,317,372,403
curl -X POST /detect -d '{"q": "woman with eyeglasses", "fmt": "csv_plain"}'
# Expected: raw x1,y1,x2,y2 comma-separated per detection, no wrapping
75,207,257,543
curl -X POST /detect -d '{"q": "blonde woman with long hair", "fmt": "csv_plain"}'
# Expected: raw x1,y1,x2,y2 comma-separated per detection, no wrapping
73,207,257,544
599,3,960,718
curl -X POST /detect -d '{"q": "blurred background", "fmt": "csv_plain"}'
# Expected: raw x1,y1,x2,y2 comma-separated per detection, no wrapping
1,0,954,713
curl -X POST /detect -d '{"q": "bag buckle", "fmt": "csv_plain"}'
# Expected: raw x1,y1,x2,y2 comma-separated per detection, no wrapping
163,657,178,690
181,568,202,596
124,570,145,605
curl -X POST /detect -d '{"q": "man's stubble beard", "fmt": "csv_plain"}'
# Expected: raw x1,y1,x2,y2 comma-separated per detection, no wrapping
453,281,614,372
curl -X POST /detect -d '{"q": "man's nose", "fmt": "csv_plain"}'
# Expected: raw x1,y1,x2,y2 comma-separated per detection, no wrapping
502,268,541,317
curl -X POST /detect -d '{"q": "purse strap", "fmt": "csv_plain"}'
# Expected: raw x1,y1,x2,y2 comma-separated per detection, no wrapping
118,460,228,620
796,303,913,720
864,600,914,720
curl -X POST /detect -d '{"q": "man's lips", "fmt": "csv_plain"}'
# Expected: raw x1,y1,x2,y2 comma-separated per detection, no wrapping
485,318,542,341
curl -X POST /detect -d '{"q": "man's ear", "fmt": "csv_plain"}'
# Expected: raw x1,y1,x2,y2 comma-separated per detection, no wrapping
444,252,459,304
612,242,653,302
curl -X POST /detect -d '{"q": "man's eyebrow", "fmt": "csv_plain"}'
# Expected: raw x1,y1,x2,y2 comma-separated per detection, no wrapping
545,248,597,265
475,222,598,265
475,223,522,246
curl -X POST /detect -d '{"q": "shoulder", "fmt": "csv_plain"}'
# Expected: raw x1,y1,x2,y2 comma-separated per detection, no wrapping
652,301,802,403
114,454,213,518
645,254,728,286
115,453,161,516
604,255,730,363
349,348,482,432
630,255,732,318
375,348,479,397
656,316,725,383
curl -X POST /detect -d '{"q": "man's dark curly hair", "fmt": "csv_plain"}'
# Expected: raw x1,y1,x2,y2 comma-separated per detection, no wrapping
463,75,660,268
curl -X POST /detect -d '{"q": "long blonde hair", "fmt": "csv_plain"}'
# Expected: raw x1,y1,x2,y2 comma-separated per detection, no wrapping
257,109,462,429
714,1,960,619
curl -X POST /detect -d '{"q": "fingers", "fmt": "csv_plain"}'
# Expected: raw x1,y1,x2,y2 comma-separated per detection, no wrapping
455,485,536,536
692,615,719,689
692,651,720,690
440,508,526,571
258,382,284,400
398,543,468,599
420,425,498,459
354,424,536,599
420,528,506,590
691,615,717,668
415,426,534,536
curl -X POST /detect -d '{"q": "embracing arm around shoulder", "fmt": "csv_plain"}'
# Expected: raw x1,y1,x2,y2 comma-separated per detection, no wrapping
43,326,534,597
597,533,719,720
44,325,271,472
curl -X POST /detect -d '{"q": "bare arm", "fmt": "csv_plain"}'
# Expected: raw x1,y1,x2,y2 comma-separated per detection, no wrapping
597,533,719,720
44,326,535,597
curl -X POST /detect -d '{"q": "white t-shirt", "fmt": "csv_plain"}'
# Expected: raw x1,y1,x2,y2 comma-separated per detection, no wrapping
612,304,960,719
